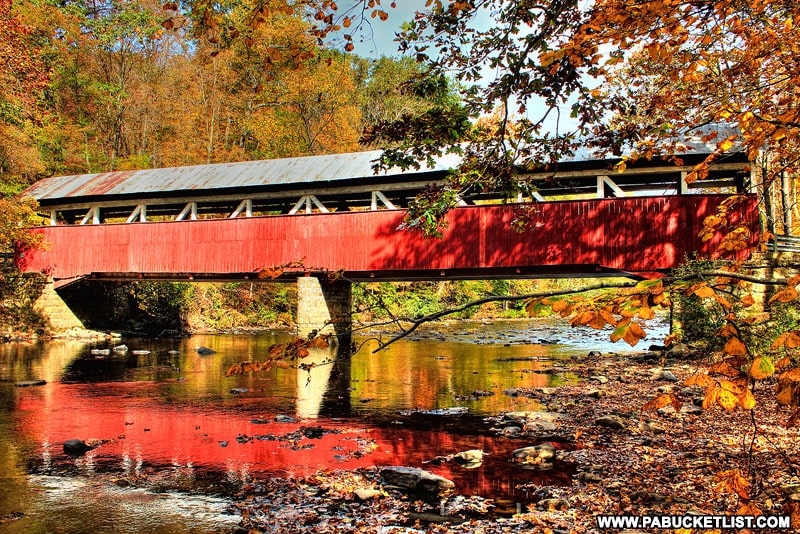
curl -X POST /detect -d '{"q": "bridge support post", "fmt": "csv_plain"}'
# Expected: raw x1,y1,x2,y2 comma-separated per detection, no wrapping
34,279,85,332
296,276,352,345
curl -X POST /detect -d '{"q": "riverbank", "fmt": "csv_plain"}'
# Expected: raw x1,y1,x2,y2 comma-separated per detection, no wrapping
227,349,799,533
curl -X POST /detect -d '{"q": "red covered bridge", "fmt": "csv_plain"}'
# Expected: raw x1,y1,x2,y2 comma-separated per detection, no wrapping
18,195,756,281
17,146,759,336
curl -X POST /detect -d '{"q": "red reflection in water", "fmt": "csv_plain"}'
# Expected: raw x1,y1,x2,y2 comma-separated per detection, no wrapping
15,382,569,500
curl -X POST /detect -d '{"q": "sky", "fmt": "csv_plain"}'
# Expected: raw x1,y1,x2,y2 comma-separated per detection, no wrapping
339,2,428,59
330,1,582,135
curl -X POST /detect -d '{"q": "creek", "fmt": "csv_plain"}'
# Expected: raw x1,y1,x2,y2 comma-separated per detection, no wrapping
0,318,667,533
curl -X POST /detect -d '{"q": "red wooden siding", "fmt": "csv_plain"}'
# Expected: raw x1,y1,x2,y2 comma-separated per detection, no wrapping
17,195,759,280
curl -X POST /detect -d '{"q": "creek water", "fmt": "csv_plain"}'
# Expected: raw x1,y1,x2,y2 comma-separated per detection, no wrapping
0,318,667,533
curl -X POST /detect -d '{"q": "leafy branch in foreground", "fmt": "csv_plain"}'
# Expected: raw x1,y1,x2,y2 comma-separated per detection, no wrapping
224,335,334,377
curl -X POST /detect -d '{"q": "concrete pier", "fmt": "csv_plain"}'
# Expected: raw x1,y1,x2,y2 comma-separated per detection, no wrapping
33,280,85,331
296,276,353,344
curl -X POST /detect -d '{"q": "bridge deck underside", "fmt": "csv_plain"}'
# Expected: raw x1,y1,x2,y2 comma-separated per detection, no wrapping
18,195,758,282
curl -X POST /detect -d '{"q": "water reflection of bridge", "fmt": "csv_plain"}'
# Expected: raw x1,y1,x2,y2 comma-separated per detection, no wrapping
8,333,574,501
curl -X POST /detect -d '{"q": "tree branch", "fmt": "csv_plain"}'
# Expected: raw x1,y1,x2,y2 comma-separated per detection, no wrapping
370,269,790,353
372,280,640,352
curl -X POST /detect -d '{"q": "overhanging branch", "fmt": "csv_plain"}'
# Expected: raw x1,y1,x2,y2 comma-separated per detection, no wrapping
370,269,790,352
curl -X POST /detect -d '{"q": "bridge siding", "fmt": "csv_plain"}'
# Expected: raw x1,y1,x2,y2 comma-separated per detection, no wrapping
18,195,757,279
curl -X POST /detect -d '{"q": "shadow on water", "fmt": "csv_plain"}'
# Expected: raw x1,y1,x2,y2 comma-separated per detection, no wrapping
0,318,667,531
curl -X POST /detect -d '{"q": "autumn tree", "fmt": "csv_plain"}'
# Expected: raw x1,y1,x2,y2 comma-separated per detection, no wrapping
44,0,174,171
0,0,50,184
0,0,49,261
354,56,446,130
246,50,363,157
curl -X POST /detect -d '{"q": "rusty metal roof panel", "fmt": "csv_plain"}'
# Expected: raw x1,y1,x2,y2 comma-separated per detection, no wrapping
23,150,459,202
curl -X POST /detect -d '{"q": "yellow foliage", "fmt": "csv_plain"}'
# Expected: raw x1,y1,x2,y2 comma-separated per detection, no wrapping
717,389,739,411
738,387,757,410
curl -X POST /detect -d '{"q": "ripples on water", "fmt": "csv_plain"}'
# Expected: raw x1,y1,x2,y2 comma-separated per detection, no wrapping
0,317,668,532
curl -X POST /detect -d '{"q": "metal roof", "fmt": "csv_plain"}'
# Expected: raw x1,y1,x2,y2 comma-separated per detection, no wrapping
22,149,460,203
22,124,744,204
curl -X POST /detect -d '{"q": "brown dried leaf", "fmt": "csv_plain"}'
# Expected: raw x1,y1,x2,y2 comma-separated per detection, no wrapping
740,294,756,308
570,311,595,327
736,502,762,516
709,361,742,378
663,333,679,347
652,291,669,306
643,393,680,412
599,309,617,326
769,287,799,305
774,331,800,350
777,384,796,406
622,322,646,346
714,294,732,309
783,502,800,530
306,336,331,349
259,267,284,279
779,368,800,381
714,468,750,499
785,409,800,428
685,373,714,387
772,332,790,350
693,284,716,299
723,337,748,356
776,377,800,406
588,313,608,330
718,324,738,338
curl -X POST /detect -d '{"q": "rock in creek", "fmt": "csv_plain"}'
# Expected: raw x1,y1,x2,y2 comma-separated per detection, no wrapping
380,466,455,495
512,443,557,469
353,488,384,501
452,449,485,468
195,346,216,355
14,380,46,388
595,414,626,430
63,439,94,457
